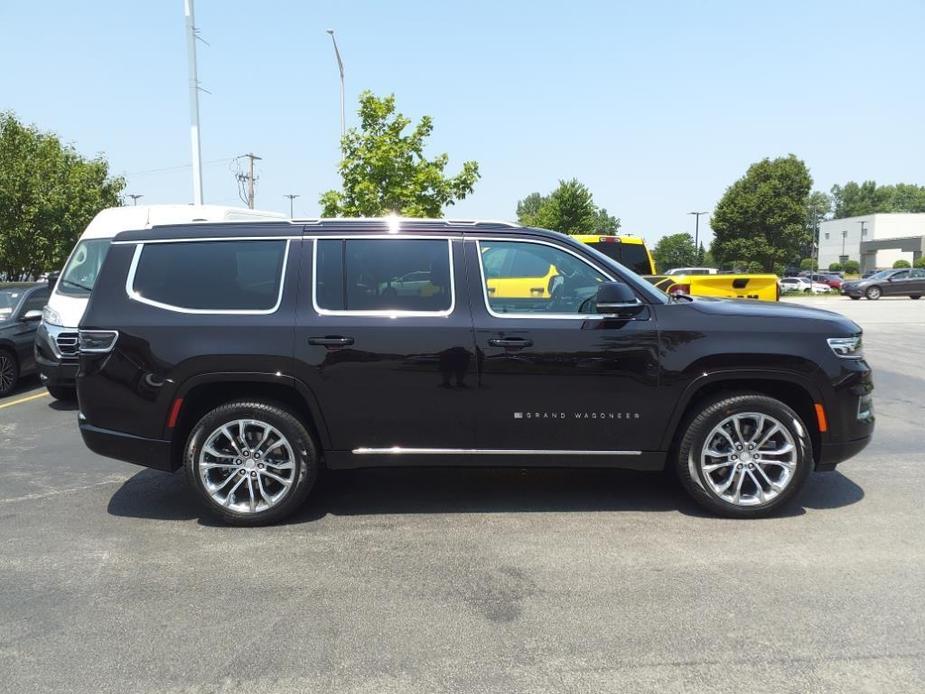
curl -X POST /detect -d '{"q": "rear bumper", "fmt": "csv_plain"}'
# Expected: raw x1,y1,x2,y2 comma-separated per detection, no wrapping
816,435,871,471
79,421,177,472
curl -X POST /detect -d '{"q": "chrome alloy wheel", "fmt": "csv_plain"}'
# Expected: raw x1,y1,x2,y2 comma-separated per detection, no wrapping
699,412,797,507
198,419,296,514
0,353,15,393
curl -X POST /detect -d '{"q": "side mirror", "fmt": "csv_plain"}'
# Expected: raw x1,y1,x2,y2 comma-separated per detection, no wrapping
595,282,644,315
22,310,43,322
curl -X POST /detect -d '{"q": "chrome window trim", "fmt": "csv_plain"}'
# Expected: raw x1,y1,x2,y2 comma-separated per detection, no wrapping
310,236,456,318
352,447,641,456
473,237,624,321
113,235,299,245
124,239,291,315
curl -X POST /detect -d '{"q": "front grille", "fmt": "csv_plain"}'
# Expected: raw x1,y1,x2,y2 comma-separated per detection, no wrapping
55,332,79,359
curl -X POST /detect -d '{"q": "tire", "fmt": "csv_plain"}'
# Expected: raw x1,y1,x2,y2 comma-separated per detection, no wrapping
910,295,921,300
184,400,319,526
676,393,812,518
46,385,77,401
865,286,882,300
849,296,860,301
0,349,19,397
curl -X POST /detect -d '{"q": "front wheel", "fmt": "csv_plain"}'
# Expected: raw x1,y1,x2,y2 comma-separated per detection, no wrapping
184,400,319,526
0,349,19,397
676,393,812,518
866,286,882,300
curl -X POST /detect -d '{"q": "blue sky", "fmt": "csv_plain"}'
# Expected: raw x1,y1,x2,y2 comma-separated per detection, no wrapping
3,1,923,243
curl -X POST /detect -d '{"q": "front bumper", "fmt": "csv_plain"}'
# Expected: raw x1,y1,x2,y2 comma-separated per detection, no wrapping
817,435,872,471
34,322,79,387
79,421,177,472
841,286,863,297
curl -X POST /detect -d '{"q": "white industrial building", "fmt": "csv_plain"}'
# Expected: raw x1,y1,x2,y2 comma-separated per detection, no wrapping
818,213,925,272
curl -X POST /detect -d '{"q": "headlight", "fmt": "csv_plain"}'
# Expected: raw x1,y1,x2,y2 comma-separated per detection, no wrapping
42,305,63,326
827,336,863,359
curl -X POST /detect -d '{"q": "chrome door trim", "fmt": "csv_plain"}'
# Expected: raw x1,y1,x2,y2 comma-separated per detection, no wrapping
352,447,641,456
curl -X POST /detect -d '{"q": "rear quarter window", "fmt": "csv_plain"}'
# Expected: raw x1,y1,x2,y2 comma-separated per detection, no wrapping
130,239,288,312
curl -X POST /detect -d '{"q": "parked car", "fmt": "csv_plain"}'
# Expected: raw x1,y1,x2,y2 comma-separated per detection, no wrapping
77,218,874,525
0,283,50,396
841,268,925,300
804,273,843,290
35,204,286,401
779,277,831,294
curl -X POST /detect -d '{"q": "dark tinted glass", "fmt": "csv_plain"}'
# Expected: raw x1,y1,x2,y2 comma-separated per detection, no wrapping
133,240,286,311
315,239,452,312
589,242,652,275
23,289,49,313
315,239,345,310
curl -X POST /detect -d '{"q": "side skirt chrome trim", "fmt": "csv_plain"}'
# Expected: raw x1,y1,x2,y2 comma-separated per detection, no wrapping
352,447,642,456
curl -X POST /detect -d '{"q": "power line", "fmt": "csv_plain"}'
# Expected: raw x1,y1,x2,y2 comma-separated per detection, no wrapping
234,153,261,209
124,157,235,177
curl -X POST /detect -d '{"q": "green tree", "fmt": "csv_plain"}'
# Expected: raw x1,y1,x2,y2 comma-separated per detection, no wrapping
711,155,813,272
746,261,764,274
843,259,860,274
652,233,697,271
893,259,911,269
828,262,843,272
320,92,479,217
0,112,123,280
515,179,620,234
799,258,814,271
830,181,925,218
913,257,925,269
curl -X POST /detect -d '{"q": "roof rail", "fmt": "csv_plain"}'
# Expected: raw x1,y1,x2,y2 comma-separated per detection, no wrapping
289,216,521,228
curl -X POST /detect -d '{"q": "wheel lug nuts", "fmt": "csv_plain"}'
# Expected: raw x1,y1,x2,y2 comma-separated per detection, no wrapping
736,464,743,470
238,470,245,475
731,454,738,460
250,471,257,477
254,452,261,459
235,459,242,465
748,463,754,469
257,463,264,469
243,450,250,457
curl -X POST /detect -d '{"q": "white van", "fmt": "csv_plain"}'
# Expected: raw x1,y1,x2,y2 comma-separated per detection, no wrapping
36,205,286,399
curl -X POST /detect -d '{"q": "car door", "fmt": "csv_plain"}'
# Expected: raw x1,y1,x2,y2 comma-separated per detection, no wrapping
14,287,48,371
292,232,477,460
466,236,662,459
884,269,909,295
907,269,925,295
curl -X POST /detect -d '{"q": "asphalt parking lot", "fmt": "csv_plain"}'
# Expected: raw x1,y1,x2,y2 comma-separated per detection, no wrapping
2,297,923,693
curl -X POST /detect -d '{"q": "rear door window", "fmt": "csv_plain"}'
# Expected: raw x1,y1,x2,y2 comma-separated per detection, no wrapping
314,238,453,314
130,239,288,312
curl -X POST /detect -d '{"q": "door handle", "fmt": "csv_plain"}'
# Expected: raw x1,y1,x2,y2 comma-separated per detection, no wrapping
488,337,533,348
308,336,355,347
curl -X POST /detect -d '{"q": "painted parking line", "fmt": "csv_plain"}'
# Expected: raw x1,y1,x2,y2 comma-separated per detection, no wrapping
0,391,49,410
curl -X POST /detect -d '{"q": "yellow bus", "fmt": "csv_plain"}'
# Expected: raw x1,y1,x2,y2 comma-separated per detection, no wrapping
572,234,656,275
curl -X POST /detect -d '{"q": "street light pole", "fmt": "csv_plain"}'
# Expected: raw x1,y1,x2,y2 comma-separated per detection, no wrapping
688,211,707,262
326,29,345,141
128,194,143,206
184,0,204,205
284,194,300,218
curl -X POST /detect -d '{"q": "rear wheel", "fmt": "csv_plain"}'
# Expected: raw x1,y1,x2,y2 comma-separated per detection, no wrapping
46,385,76,401
184,400,318,526
0,349,19,397
910,295,921,300
676,393,812,518
865,286,882,300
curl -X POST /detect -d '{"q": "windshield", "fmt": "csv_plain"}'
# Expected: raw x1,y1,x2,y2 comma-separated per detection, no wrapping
57,239,111,296
0,288,24,320
866,270,893,281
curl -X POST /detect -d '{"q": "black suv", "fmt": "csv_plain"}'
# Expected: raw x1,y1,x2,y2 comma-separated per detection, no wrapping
77,219,874,524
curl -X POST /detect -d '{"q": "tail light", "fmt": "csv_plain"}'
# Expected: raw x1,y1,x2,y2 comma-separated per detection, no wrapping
78,330,119,354
668,283,690,296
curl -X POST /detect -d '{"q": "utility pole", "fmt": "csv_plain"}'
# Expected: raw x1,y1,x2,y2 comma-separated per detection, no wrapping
326,29,346,140
688,211,707,262
284,194,300,217
236,153,261,209
128,194,143,206
184,0,204,205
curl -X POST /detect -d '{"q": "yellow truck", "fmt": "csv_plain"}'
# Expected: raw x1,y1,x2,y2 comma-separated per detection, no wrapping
646,273,781,302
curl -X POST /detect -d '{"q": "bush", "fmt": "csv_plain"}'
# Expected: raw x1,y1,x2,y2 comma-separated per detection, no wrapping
843,259,860,274
914,257,925,269
746,261,764,274
893,259,911,269
799,258,814,271
828,262,843,272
